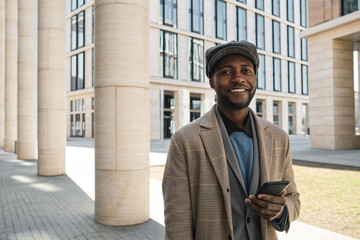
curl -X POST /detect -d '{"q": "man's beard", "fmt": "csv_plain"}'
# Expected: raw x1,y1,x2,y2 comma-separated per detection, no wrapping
216,89,256,110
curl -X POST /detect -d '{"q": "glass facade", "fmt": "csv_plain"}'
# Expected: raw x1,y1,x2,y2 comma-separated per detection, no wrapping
302,65,308,95
300,0,307,27
256,101,263,118
164,93,175,138
160,0,177,27
342,0,360,15
236,7,247,41
160,30,178,79
272,20,280,54
287,0,294,22
288,61,295,94
71,52,85,91
190,95,201,121
255,0,264,11
273,102,279,126
71,11,85,51
288,103,294,134
214,0,227,40
71,0,85,11
255,14,264,50
189,0,204,34
272,0,280,16
301,38,308,61
257,54,265,90
287,26,295,58
189,37,204,82
273,58,281,92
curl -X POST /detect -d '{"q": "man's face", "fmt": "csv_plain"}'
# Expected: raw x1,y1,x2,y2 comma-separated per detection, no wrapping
210,54,257,110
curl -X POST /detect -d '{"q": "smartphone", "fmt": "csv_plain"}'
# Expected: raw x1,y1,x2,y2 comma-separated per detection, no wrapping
256,181,289,196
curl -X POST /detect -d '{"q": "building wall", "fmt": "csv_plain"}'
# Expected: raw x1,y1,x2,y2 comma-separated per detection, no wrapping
66,0,309,140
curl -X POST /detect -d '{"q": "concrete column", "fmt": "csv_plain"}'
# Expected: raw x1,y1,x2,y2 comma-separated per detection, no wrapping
38,0,66,175
201,92,215,115
308,36,360,149
281,100,289,134
0,0,5,148
17,0,37,160
4,0,18,153
94,0,150,226
295,101,303,134
177,88,190,129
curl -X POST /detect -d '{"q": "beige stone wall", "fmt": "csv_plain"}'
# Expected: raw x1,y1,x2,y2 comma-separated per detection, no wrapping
306,18,360,149
4,0,18,153
0,0,5,148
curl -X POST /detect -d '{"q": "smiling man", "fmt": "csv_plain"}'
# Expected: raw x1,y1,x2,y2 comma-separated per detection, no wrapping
162,41,300,240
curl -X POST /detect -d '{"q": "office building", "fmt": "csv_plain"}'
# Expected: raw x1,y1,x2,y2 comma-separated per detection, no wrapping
66,0,309,140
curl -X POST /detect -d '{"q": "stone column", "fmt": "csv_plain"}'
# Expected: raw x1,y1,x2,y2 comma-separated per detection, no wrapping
37,0,66,175
0,0,5,148
4,0,18,153
17,0,37,160
308,37,360,149
94,0,150,225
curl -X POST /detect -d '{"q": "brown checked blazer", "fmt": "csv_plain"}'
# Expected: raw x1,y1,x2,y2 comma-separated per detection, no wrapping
162,105,300,240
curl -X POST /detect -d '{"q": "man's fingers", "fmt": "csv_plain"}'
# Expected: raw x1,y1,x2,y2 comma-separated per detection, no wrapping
257,193,286,205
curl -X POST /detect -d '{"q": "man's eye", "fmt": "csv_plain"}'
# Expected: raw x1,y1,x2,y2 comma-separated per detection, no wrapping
221,70,231,75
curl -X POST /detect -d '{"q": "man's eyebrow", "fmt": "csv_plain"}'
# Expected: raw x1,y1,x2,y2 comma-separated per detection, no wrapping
218,64,253,69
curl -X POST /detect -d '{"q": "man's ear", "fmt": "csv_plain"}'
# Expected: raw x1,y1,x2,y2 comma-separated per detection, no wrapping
209,78,215,89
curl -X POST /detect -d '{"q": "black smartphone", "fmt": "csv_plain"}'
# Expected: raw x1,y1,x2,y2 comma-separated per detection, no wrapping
256,181,289,196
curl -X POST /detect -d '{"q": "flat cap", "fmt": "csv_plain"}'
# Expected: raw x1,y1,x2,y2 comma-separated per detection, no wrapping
205,40,259,78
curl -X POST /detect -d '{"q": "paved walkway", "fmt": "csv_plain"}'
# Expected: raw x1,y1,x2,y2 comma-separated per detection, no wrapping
0,136,359,240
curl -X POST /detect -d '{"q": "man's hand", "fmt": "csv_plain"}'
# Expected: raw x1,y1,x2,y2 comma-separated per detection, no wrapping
244,190,286,221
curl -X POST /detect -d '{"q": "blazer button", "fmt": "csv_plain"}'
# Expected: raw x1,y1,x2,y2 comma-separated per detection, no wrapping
226,188,229,192
228,236,232,240
246,217,250,223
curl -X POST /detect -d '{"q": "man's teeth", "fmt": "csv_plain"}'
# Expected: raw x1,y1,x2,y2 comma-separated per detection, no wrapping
231,89,246,92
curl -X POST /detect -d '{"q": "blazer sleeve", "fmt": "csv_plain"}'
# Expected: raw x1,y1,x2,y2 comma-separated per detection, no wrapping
283,135,301,232
162,134,194,239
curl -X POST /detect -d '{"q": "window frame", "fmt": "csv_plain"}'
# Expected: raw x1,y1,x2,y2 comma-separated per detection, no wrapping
272,0,280,16
301,64,308,95
257,54,265,90
287,26,295,58
236,7,247,41
287,0,294,22
273,57,281,92
160,30,178,79
272,20,280,54
71,11,85,51
288,61,296,94
214,0,227,40
189,37,204,82
255,14,265,50
189,0,204,34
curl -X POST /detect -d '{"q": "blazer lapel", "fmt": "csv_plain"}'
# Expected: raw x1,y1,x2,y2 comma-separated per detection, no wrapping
199,106,233,235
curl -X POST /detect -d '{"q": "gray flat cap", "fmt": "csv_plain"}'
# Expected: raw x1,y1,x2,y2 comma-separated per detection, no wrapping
205,40,260,78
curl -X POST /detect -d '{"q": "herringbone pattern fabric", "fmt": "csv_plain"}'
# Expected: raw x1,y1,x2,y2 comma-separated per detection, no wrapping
163,106,300,240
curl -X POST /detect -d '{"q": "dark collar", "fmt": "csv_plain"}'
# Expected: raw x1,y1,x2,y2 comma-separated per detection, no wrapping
217,107,253,138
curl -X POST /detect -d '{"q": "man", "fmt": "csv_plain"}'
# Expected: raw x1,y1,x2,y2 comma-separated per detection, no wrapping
162,41,300,240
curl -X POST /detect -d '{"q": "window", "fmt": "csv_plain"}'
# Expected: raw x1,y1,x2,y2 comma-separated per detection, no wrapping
272,0,280,16
71,52,85,91
71,11,85,51
255,0,264,10
190,95,201,122
236,7,247,41
288,61,295,93
273,102,280,126
301,65,308,95
273,58,281,92
92,48,94,87
160,30,178,79
301,38,308,61
300,0,307,27
256,100,263,118
257,54,265,90
71,0,85,11
70,98,86,137
287,0,294,22
342,0,360,15
272,20,280,54
214,0,227,40
287,26,295,58
189,0,204,34
160,0,177,27
288,103,294,134
189,38,204,82
92,6,95,43
164,93,175,138
255,14,264,50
